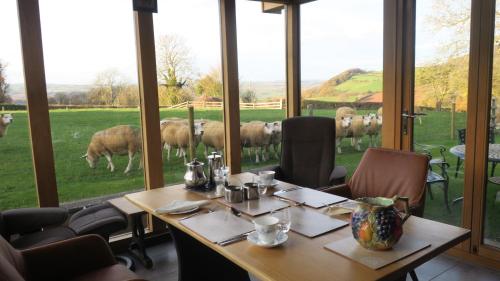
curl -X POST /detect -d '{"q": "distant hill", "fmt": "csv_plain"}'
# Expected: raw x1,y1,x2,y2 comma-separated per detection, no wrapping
303,69,382,102
8,83,93,103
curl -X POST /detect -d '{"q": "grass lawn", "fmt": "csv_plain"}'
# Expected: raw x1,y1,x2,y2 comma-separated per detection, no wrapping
335,72,382,94
0,108,498,241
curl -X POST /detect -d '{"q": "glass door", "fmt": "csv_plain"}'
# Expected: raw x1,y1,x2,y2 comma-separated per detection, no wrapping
412,0,471,228
477,0,500,259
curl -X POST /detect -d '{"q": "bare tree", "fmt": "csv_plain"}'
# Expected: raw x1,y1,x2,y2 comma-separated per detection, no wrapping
87,69,128,105
156,34,193,89
0,61,12,104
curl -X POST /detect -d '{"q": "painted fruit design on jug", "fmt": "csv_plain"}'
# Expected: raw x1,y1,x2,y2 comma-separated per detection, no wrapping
351,196,410,250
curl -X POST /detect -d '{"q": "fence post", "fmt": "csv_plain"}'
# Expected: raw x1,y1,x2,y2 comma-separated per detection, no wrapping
188,106,195,161
450,98,456,140
280,98,284,110
1,106,4,112
491,97,497,129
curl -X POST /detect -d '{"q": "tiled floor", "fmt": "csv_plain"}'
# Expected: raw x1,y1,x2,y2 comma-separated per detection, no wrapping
132,241,500,281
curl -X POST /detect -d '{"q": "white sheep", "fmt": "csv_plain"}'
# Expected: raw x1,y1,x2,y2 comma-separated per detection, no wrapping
336,116,353,154
269,121,282,160
160,120,204,163
348,115,372,151
201,120,224,157
82,125,143,174
0,113,13,138
240,121,274,163
366,113,382,147
336,107,357,119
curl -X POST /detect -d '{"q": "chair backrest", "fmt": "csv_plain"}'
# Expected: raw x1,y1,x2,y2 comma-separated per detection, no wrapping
348,148,429,208
280,116,336,188
0,235,25,281
458,128,495,144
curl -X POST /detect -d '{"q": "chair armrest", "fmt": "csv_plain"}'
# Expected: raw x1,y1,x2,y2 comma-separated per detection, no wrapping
247,165,283,180
329,165,347,185
319,184,353,198
3,208,69,235
22,234,117,280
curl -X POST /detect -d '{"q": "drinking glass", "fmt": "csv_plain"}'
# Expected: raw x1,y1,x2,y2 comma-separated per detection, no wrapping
271,208,291,233
257,183,268,196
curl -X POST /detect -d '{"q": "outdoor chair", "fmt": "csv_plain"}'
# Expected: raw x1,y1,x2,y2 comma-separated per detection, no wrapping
251,116,347,189
0,234,143,281
416,144,451,212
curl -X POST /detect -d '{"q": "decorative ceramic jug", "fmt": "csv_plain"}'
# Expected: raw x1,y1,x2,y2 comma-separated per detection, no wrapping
351,196,410,250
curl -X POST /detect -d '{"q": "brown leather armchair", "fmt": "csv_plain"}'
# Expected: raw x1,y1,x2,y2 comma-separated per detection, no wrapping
0,234,144,281
252,116,347,188
326,148,429,217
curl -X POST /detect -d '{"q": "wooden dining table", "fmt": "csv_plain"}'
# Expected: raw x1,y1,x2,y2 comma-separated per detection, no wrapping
125,172,470,281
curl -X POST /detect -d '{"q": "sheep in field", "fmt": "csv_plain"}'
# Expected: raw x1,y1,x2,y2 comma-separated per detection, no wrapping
0,113,13,138
82,125,143,174
336,116,353,154
240,121,274,163
366,113,382,147
336,107,356,119
201,120,224,157
160,120,204,163
348,115,372,151
269,121,282,159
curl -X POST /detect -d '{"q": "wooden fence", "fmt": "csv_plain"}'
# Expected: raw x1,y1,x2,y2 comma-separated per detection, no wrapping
166,100,285,109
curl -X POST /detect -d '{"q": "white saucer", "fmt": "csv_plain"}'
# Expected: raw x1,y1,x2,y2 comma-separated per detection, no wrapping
169,206,199,215
257,180,279,187
247,232,288,248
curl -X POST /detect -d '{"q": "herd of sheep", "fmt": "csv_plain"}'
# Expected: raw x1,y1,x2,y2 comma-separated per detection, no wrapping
80,106,382,173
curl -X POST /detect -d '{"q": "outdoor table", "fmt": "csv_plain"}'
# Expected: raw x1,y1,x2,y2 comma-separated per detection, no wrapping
450,144,500,177
450,144,500,205
125,172,470,281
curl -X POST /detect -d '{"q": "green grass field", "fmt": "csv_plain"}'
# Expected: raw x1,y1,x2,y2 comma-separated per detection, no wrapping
335,72,382,94
0,108,498,241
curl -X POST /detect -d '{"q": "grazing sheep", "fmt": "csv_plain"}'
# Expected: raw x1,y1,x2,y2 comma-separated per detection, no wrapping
336,107,357,119
240,121,274,163
336,116,353,154
82,125,143,174
366,113,382,147
269,121,282,159
0,113,13,138
201,120,225,157
348,115,372,151
161,120,204,163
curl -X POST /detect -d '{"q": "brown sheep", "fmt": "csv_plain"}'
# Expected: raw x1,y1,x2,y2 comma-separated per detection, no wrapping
201,120,225,157
0,113,13,138
336,107,356,119
347,115,371,151
82,125,143,174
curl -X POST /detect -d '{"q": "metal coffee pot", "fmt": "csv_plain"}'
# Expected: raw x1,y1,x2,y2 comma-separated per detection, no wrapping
184,159,208,188
207,152,223,188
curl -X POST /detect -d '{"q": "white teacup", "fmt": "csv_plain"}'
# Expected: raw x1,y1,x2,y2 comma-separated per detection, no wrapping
253,216,280,244
259,171,275,186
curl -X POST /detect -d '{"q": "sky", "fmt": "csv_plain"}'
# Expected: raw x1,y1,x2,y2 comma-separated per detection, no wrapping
0,0,457,85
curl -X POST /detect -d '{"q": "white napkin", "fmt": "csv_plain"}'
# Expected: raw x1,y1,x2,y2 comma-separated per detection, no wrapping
154,200,209,214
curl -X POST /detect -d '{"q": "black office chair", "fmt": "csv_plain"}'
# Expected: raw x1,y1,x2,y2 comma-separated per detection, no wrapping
252,116,347,189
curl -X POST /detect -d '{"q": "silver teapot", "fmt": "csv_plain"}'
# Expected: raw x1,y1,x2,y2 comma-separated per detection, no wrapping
184,159,208,188
207,152,223,188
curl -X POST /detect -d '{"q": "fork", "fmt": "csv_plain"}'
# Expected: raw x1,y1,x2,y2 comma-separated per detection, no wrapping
180,208,214,221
